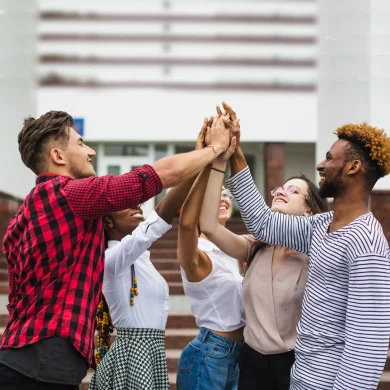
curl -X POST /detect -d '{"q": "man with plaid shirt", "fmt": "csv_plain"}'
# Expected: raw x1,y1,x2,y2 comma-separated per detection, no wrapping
0,111,230,389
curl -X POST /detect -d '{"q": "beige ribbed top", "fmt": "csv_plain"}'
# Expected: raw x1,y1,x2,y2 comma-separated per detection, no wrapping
243,238,308,354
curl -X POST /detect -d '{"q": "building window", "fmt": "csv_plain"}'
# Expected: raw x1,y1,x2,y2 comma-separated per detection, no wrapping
107,165,120,176
175,145,193,154
155,145,167,161
104,144,148,156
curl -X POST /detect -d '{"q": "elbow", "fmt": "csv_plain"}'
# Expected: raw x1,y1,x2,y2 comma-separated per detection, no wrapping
179,218,197,233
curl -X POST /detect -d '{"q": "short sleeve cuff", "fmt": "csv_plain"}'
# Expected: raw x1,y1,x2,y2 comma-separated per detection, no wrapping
133,165,163,203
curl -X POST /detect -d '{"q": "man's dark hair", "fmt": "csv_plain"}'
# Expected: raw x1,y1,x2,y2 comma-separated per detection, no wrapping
334,123,390,191
18,111,73,175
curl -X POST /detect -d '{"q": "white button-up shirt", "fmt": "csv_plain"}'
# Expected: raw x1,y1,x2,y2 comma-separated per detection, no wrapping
103,210,171,330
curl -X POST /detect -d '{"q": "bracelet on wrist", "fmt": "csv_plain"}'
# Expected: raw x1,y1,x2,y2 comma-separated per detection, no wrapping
211,167,226,174
206,145,218,163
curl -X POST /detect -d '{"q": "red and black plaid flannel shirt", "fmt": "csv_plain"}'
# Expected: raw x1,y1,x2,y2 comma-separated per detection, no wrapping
1,165,162,364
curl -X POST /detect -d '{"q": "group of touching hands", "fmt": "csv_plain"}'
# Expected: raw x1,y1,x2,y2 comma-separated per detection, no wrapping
195,101,241,163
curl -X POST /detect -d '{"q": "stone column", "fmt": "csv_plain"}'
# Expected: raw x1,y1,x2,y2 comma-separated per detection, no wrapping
264,143,285,207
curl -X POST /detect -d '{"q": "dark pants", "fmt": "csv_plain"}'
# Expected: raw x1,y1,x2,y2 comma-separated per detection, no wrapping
238,343,295,390
0,364,78,390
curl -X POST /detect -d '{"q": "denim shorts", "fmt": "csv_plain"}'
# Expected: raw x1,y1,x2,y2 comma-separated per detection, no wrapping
176,327,243,390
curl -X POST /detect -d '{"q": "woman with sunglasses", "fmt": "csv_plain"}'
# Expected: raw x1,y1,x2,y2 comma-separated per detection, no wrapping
176,126,244,390
198,102,328,390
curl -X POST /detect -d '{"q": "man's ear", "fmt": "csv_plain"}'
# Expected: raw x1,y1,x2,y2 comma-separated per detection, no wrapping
103,216,114,229
347,159,362,176
50,148,66,166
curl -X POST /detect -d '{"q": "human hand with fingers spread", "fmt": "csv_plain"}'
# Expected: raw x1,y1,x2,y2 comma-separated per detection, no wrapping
195,118,209,151
216,101,241,146
215,101,247,175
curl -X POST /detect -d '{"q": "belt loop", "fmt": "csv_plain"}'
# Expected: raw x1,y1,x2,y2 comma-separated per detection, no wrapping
199,327,209,343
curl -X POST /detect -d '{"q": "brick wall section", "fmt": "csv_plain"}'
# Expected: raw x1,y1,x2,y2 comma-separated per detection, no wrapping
371,191,390,244
264,143,285,206
0,192,23,252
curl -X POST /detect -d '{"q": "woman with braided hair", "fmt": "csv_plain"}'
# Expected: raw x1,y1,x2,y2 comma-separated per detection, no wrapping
89,118,223,390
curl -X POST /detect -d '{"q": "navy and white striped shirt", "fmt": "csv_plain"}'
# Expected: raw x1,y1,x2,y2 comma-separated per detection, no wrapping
227,166,390,390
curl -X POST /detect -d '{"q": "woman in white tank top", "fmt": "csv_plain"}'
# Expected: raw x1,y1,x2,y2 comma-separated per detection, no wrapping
90,123,209,390
176,121,244,390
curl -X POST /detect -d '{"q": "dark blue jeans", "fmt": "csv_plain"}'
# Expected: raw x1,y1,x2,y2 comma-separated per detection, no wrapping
177,328,242,390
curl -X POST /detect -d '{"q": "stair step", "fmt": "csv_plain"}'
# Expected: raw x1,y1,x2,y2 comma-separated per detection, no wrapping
0,280,185,296
160,270,182,283
166,349,181,373
150,240,181,249
165,328,197,349
149,248,177,259
0,270,8,282
151,259,180,271
0,282,8,294
167,313,196,329
169,282,184,295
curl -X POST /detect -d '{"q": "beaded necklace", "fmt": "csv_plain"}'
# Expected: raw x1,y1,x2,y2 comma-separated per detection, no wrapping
130,264,138,305
95,296,114,365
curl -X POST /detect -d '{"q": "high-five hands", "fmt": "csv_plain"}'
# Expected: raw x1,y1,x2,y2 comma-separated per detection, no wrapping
205,115,231,157
216,101,241,147
195,117,209,151
195,101,240,161
208,116,237,162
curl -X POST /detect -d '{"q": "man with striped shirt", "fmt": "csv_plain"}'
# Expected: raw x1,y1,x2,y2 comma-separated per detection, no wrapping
227,122,390,389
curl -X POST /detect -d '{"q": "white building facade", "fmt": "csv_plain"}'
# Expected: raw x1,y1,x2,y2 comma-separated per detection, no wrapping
33,0,318,215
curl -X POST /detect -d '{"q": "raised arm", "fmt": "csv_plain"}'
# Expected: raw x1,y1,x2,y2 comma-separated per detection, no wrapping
105,211,171,276
332,253,390,390
219,102,320,254
155,118,208,224
64,117,230,220
199,128,248,263
227,166,318,254
152,116,230,188
105,119,210,276
177,166,213,282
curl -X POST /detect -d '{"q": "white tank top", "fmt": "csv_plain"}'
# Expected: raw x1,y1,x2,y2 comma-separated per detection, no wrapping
181,238,246,332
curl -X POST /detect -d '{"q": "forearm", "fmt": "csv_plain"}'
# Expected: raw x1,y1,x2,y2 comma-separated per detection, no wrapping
199,160,227,235
152,148,216,189
177,166,211,272
333,254,390,389
229,146,247,176
105,211,171,275
226,166,314,254
155,176,197,225
179,166,212,230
